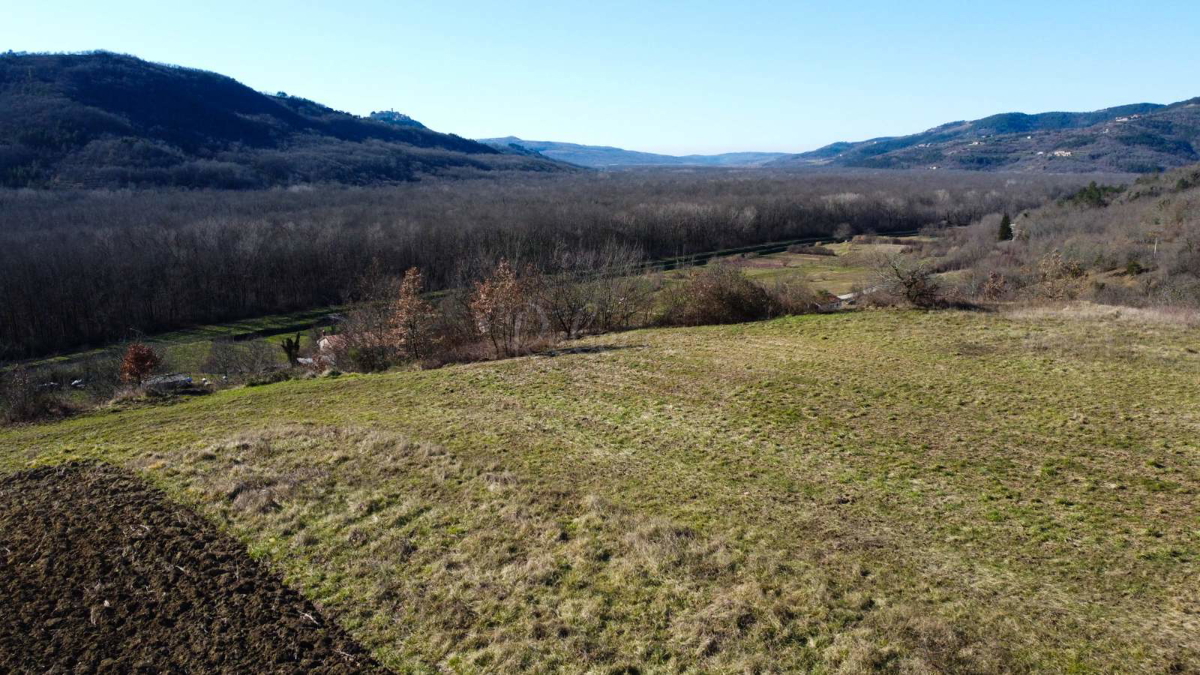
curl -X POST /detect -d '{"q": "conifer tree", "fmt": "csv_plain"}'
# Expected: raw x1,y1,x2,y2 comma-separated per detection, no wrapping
998,213,1014,241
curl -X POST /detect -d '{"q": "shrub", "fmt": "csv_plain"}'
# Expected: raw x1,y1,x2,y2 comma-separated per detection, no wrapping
470,259,541,358
386,267,440,361
788,244,838,256
874,254,942,308
980,272,1010,300
764,279,825,315
119,343,162,385
244,369,296,387
203,339,279,379
531,243,653,338
659,265,775,326
0,367,75,424
344,345,393,373
1035,252,1086,300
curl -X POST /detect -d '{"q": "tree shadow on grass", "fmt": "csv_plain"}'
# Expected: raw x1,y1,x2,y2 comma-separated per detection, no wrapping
535,344,645,358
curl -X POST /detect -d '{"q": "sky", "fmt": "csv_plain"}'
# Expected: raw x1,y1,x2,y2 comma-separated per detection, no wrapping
4,1,1199,155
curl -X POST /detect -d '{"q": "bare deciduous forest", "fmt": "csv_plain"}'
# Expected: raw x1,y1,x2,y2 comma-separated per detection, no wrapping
917,165,1200,307
0,170,1097,359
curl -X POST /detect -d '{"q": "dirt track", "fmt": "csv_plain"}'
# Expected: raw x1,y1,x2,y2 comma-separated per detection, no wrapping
0,462,385,673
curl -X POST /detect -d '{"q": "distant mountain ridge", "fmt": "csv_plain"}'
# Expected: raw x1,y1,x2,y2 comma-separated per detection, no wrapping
491,99,1200,174
479,137,788,168
769,99,1200,173
0,51,569,188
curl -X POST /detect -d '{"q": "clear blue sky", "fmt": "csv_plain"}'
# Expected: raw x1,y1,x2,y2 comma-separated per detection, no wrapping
4,1,1198,154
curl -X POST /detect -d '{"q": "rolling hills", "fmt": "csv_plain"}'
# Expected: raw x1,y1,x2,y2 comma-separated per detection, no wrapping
0,51,570,188
771,99,1200,173
5,52,1193,182
489,99,1200,174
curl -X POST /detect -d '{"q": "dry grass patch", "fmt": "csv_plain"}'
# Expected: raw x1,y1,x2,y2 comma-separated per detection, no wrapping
1006,301,1200,328
131,425,1034,672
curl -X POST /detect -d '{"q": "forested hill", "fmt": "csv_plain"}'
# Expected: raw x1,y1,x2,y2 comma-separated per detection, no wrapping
769,99,1200,173
0,51,570,188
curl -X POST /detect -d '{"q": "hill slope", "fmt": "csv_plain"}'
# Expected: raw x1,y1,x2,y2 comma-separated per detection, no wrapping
479,137,787,168
0,52,569,188
2,310,1198,671
771,99,1200,173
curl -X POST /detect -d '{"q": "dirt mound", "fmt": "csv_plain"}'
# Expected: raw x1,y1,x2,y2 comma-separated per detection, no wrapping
0,463,386,673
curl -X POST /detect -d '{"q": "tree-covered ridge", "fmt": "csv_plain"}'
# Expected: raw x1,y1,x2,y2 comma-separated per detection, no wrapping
772,99,1200,173
0,51,567,188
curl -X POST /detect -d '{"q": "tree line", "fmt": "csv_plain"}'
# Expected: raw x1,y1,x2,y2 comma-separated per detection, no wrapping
0,170,1094,360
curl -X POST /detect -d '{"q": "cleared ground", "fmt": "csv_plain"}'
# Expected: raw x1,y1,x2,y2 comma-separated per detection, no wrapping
0,463,384,672
2,308,1198,672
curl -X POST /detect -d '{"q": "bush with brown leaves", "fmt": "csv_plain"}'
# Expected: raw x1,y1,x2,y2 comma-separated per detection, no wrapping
470,259,540,358
386,267,440,361
119,343,162,385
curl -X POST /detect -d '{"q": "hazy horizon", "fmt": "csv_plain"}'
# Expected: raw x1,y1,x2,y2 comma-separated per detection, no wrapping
4,1,1199,155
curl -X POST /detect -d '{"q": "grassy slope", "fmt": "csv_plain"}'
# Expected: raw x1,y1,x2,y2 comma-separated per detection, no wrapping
2,309,1198,672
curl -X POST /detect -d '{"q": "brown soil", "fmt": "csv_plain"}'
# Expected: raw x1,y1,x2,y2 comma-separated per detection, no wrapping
0,462,386,673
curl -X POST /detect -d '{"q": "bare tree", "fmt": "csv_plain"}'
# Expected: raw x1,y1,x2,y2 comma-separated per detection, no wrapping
202,339,280,378
874,254,942,308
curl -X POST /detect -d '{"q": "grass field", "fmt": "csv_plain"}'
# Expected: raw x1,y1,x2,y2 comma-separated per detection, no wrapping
729,241,912,296
16,305,344,373
3,307,1198,672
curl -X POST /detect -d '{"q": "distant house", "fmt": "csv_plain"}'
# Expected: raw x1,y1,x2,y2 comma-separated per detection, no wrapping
318,334,346,354
308,333,347,369
1052,150,1073,158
